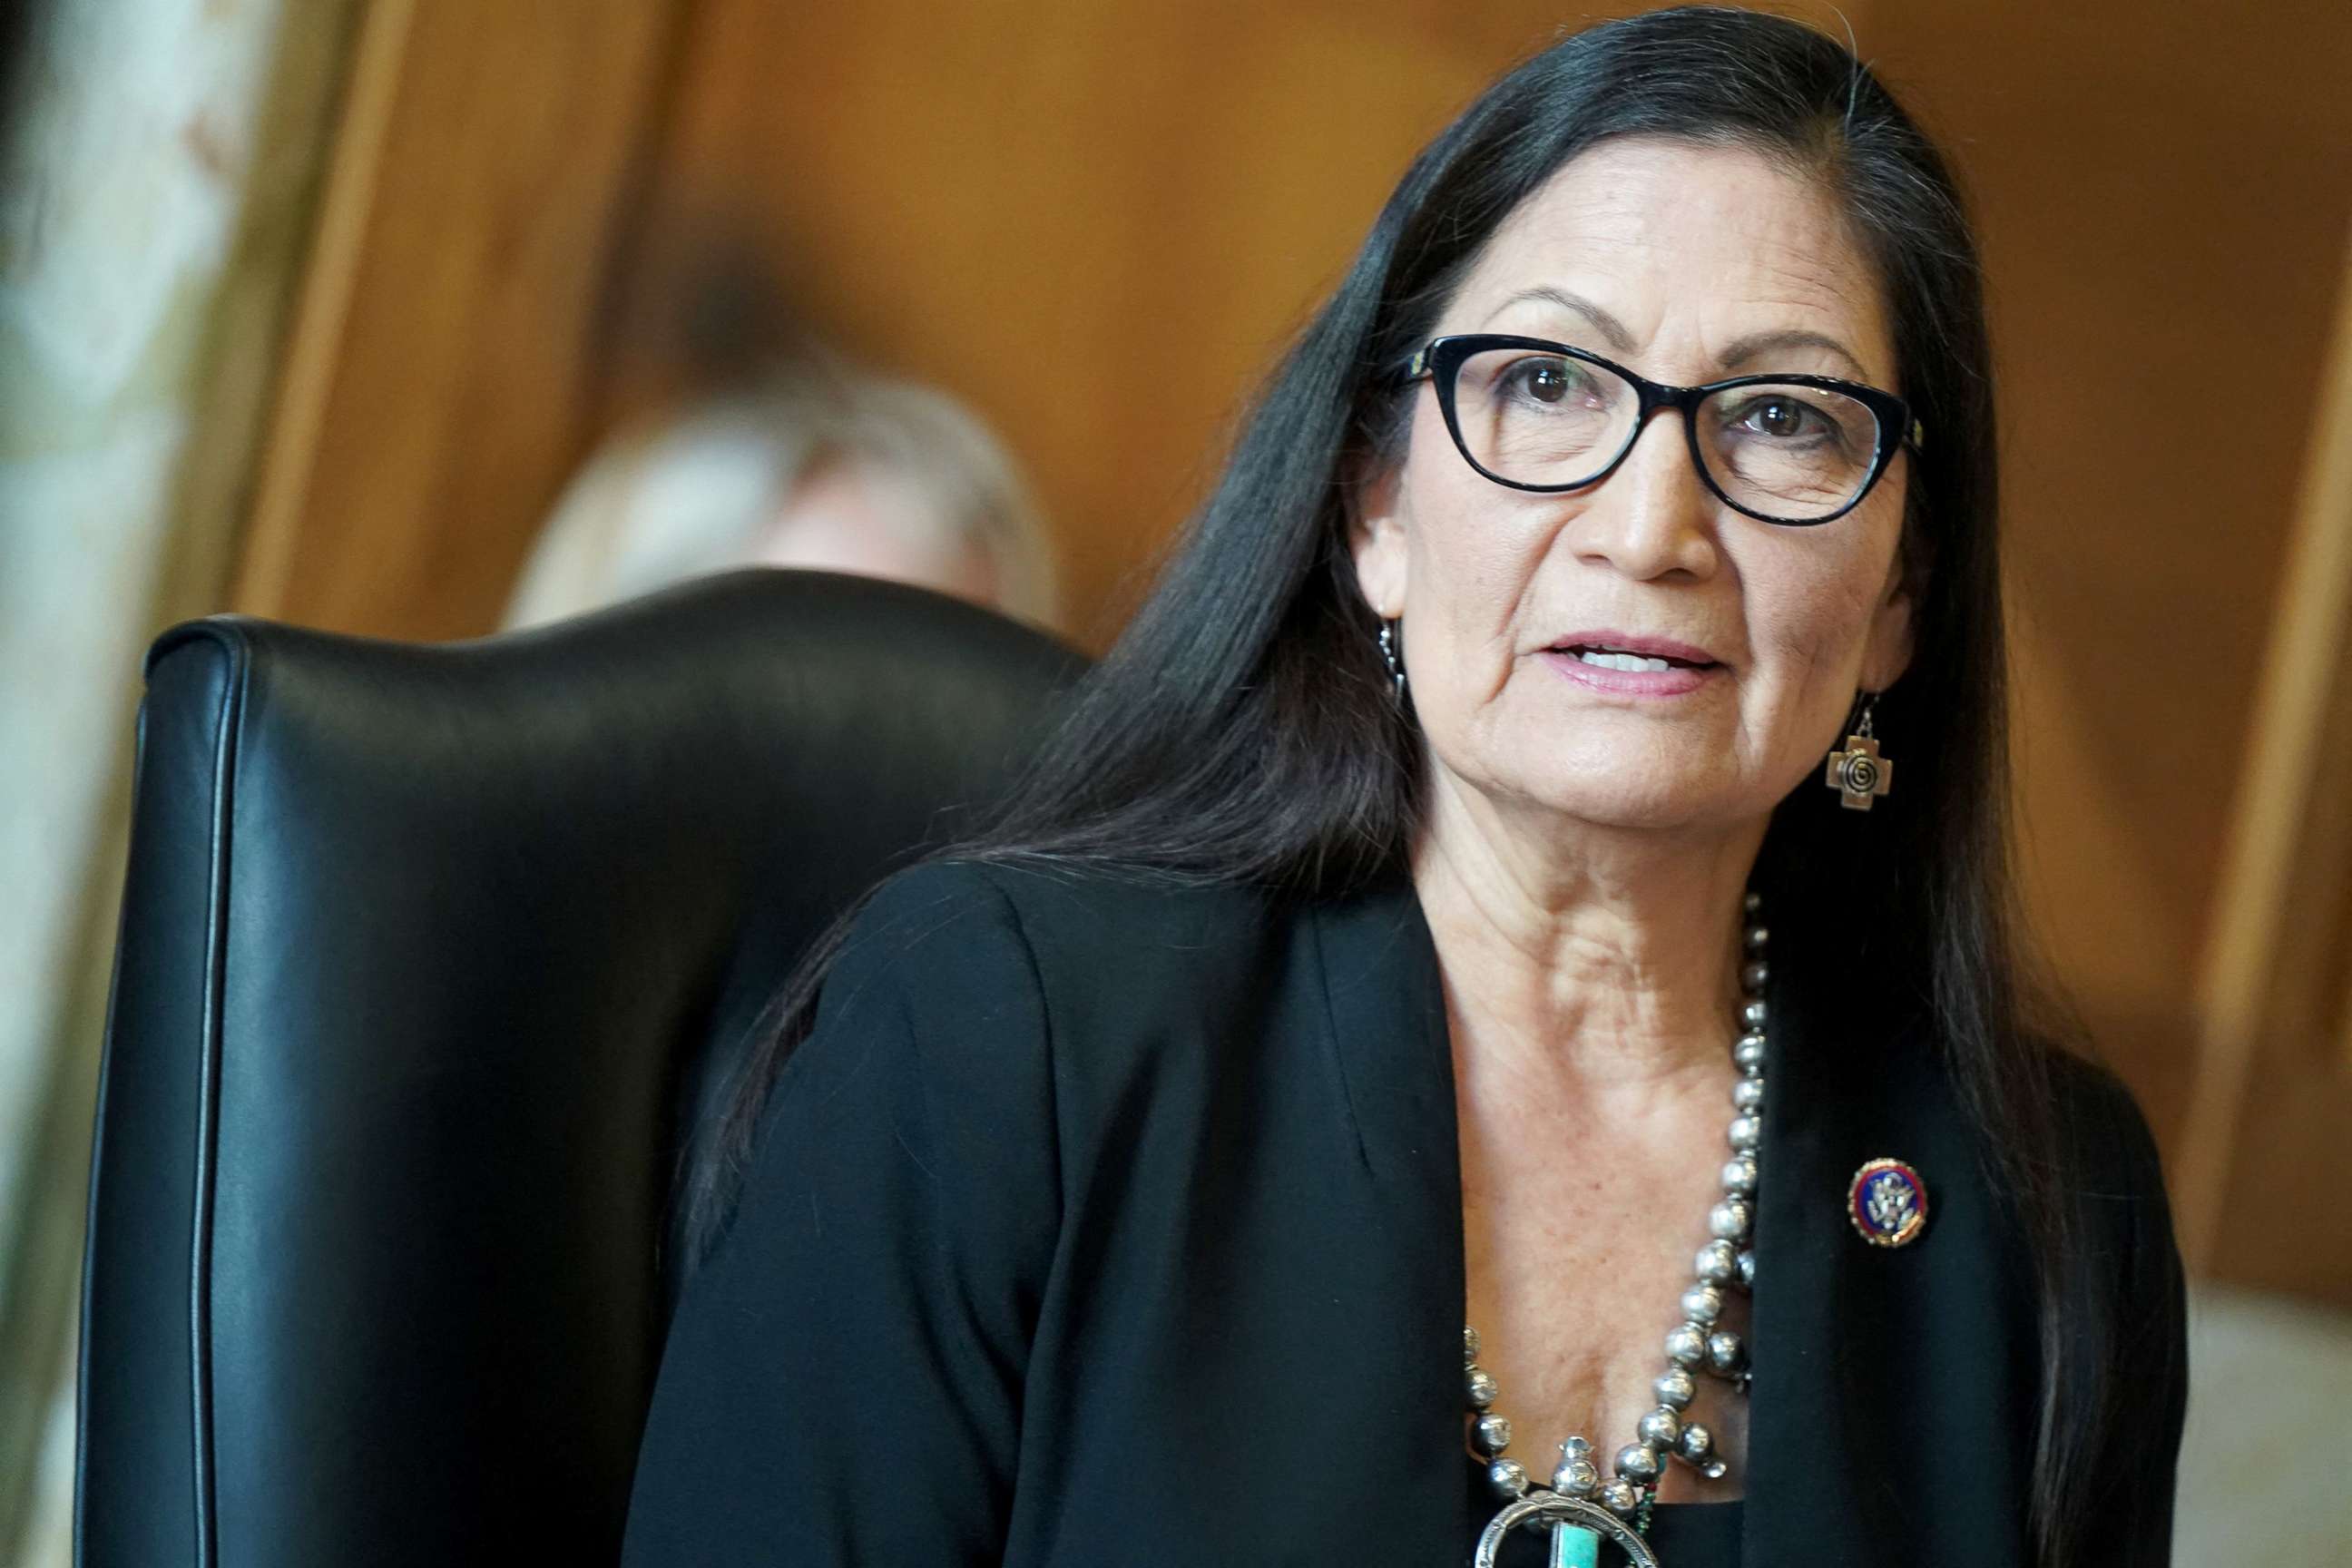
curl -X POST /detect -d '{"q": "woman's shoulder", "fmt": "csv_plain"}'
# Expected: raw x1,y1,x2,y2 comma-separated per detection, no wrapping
2039,1046,2170,1207
828,858,1337,1127
844,856,1294,1003
2032,1046,2185,1345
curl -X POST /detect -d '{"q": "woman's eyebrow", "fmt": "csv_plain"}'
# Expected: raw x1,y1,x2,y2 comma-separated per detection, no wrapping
1716,327,1872,380
1480,291,1876,384
1480,286,1635,354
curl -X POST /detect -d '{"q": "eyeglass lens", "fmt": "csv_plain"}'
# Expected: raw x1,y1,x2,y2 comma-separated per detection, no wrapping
1447,346,1882,522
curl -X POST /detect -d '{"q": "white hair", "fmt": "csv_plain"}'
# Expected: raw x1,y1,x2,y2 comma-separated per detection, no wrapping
504,364,1060,631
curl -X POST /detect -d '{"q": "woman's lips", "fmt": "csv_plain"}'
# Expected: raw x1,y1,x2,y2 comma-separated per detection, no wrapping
1537,646,1721,696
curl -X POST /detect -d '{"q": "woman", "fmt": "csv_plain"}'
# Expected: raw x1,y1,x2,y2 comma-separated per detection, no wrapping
624,9,2186,1565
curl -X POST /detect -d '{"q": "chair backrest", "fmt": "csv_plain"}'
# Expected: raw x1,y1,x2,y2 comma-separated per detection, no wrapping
76,570,1083,1568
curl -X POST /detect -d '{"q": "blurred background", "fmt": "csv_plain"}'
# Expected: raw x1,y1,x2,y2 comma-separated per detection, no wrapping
3,1,2348,1563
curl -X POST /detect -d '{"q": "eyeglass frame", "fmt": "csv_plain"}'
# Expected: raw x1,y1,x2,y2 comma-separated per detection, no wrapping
1398,333,1926,526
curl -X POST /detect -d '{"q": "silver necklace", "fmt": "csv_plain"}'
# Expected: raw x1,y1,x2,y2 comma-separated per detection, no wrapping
1464,891,1768,1568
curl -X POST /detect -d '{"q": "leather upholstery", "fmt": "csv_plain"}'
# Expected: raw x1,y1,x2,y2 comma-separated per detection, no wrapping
75,570,1083,1567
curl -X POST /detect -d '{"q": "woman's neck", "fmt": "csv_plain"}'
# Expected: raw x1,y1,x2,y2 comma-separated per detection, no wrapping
1409,773,1765,1095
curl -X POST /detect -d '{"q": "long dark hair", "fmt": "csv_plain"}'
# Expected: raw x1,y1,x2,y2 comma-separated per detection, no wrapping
691,9,2126,1560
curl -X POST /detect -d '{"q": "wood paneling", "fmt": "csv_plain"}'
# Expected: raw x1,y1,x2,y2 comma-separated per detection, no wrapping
232,0,691,641
2179,243,2352,1298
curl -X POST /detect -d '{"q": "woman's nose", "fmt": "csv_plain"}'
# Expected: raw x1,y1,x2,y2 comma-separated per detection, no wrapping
1568,410,1722,581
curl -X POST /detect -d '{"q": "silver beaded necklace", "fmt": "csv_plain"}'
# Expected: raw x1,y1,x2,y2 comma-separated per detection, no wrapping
1463,891,1768,1568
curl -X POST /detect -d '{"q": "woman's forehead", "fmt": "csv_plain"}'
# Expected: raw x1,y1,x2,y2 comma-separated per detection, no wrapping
1450,138,1896,385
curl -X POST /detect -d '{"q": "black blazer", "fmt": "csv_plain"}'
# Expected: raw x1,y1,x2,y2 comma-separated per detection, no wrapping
623,859,2186,1566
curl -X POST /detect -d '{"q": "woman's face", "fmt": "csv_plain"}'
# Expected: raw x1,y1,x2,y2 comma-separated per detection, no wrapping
1352,137,1916,838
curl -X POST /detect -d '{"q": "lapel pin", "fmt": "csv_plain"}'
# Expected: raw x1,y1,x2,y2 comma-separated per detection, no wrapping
1847,1158,1928,1247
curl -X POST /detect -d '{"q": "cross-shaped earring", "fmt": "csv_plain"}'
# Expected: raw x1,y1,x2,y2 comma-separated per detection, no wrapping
1825,691,1893,810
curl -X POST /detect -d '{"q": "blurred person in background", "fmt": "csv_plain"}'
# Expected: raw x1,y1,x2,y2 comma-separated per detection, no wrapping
505,353,1061,632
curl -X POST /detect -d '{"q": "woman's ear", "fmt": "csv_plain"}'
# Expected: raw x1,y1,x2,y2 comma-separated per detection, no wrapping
1348,458,1410,620
1860,546,1916,692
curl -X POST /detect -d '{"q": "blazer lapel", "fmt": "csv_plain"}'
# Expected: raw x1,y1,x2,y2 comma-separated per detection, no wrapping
1308,877,1475,1552
1743,896,2039,1567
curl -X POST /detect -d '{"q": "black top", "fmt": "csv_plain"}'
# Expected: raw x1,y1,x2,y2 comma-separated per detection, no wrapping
1619,1504,1741,1566
623,861,2185,1566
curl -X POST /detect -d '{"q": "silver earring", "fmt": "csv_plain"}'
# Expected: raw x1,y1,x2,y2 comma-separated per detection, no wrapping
1378,619,1406,701
1824,691,1893,810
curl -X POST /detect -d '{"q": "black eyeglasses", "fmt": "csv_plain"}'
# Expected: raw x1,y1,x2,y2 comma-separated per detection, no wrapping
1400,334,1924,526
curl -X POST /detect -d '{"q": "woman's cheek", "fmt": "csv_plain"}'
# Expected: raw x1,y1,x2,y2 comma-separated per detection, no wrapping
1755,547,1884,672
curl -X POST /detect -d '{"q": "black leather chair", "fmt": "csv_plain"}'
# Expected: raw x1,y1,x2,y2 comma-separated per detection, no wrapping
75,570,1083,1567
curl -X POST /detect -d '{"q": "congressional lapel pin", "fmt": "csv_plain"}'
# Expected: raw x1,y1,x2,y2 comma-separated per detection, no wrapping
1847,1157,1929,1248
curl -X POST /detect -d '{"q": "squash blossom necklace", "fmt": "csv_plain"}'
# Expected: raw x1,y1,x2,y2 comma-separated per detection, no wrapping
1464,891,1765,1568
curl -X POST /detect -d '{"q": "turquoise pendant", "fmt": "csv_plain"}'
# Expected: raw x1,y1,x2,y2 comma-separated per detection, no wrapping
1475,1494,1659,1568
1549,1519,1602,1568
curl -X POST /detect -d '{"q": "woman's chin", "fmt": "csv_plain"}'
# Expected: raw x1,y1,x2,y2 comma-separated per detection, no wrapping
1485,774,1755,838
